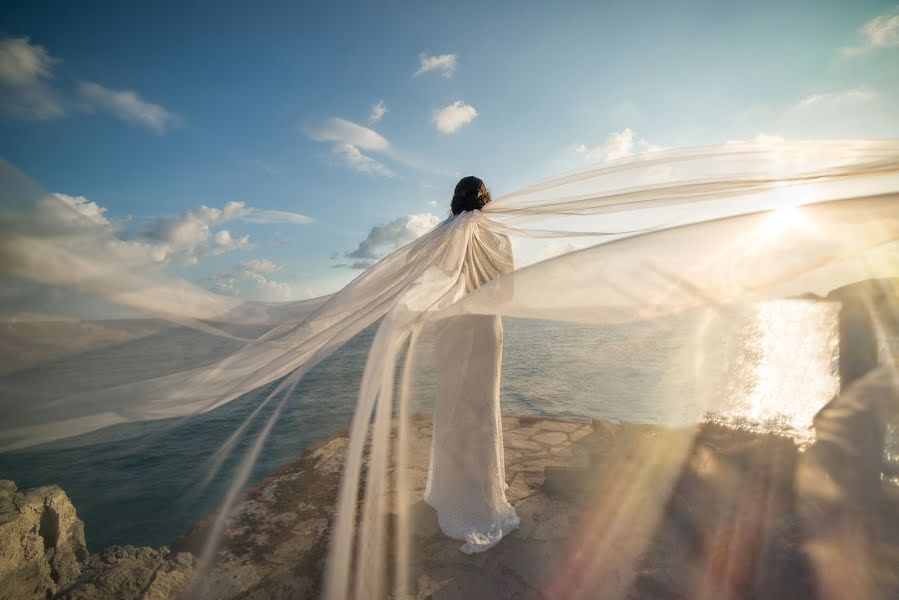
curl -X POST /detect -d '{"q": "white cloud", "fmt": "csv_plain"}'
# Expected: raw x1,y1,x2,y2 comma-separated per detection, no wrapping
795,87,876,109
240,258,280,274
342,213,440,265
212,258,293,301
43,193,110,226
334,143,394,177
0,36,64,119
413,53,457,78
432,100,478,134
0,37,175,133
0,178,321,320
312,117,389,151
0,187,263,322
369,100,387,124
136,200,312,264
15,195,309,271
310,117,394,176
77,81,178,133
238,207,313,225
138,203,251,265
841,8,899,55
576,128,661,161
134,201,308,264
0,36,55,86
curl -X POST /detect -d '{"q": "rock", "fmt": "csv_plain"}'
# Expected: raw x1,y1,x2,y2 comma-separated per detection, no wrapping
508,426,541,438
142,553,194,600
535,420,584,434
531,513,570,541
57,545,194,600
0,480,87,600
501,417,521,431
0,480,196,600
310,437,348,475
568,427,592,442
20,414,844,599
532,432,569,447
512,495,550,541
504,437,542,452
414,565,529,600
506,473,539,503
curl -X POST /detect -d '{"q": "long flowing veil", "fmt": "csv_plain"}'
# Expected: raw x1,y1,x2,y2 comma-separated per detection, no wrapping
2,139,898,598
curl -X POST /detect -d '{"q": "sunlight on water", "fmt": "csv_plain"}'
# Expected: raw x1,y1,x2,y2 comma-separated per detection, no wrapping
886,423,899,487
0,299,853,549
709,300,840,445
495,298,843,446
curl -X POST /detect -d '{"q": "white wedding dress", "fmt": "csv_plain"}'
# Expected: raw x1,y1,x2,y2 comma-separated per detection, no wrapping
424,226,519,553
2,140,898,600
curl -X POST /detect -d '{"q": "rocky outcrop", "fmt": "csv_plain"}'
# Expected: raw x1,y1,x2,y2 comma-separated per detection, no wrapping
0,480,193,600
0,480,87,600
5,409,897,599
171,415,597,599
56,546,193,600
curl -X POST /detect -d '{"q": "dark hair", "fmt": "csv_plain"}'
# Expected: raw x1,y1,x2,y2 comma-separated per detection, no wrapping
451,176,491,215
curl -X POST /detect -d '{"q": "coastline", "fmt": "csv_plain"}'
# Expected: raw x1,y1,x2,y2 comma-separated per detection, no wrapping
4,401,898,599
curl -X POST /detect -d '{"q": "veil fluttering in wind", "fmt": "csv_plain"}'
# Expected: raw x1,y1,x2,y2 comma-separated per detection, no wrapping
1,139,898,598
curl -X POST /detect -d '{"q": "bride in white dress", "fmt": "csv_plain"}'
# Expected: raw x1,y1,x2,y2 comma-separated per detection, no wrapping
3,140,897,600
423,176,519,553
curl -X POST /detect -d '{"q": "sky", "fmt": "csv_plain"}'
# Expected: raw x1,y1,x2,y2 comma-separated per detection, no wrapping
1,0,898,309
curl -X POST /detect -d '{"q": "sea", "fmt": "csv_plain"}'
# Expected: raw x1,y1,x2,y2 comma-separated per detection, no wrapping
0,300,892,551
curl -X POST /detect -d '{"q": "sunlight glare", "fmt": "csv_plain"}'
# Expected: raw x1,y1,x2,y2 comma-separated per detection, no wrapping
761,205,807,237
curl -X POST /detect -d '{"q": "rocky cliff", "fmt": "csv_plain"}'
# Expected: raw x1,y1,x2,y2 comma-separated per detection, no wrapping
0,480,86,599
0,480,192,600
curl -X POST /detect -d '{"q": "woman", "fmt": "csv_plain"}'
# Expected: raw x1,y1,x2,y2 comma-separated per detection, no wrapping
3,141,896,600
424,176,519,553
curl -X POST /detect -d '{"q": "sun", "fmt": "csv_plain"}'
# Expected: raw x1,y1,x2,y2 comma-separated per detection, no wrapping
761,205,807,237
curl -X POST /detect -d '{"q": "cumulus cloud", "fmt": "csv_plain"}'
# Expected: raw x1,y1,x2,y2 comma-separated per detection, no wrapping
13,193,310,270
413,53,457,78
0,169,323,323
575,128,661,161
309,117,394,176
212,258,294,301
432,100,478,134
335,213,440,268
77,81,178,133
44,193,110,226
126,203,248,265
369,100,387,124
134,201,309,265
0,36,64,119
841,8,899,55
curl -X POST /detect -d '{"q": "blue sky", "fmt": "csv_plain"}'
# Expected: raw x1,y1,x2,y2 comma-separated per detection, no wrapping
1,0,897,304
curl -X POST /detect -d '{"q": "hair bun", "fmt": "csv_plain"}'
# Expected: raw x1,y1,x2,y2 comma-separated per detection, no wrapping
451,176,490,215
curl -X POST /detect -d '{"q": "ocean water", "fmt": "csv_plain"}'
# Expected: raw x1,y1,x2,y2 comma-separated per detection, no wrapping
0,301,851,550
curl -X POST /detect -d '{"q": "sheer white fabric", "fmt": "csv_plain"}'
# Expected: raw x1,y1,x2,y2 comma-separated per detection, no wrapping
424,229,518,554
2,140,899,600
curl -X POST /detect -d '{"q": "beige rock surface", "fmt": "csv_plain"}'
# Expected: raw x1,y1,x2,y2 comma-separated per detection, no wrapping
0,480,87,600
0,480,193,600
173,415,596,599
